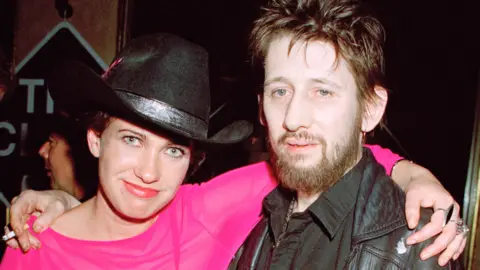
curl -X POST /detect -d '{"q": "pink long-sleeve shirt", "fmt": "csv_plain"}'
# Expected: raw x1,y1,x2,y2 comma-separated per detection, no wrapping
1,145,401,270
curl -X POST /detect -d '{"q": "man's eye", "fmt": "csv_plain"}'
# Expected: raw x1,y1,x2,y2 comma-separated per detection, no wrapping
317,89,332,97
272,89,288,97
166,147,185,158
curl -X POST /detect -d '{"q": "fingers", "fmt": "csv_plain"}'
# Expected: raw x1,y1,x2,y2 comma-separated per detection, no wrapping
437,233,466,266
15,229,32,252
5,238,19,249
405,191,421,229
27,232,41,250
4,225,19,249
418,221,456,260
14,230,41,252
3,223,41,252
407,210,444,245
32,200,64,233
9,190,40,236
453,237,467,261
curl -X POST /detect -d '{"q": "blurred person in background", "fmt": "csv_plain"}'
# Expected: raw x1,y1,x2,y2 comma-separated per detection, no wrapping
38,113,98,201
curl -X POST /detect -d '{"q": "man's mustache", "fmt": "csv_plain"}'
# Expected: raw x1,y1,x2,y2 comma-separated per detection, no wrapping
278,131,324,145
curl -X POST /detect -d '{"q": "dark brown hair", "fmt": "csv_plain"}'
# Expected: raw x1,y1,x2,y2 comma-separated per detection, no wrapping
250,0,386,106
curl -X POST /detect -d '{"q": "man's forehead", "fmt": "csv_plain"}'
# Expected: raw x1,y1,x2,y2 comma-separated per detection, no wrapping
266,36,338,67
266,38,354,88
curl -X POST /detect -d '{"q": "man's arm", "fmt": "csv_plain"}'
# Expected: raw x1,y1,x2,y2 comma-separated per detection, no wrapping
409,209,463,270
6,189,79,252
367,145,466,265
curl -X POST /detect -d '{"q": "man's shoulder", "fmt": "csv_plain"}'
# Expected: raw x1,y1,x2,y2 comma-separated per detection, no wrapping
353,208,459,269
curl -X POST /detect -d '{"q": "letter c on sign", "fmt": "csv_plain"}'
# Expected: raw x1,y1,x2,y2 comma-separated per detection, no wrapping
0,122,16,156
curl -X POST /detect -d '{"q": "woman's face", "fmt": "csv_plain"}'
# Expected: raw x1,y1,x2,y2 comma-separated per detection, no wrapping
87,118,191,221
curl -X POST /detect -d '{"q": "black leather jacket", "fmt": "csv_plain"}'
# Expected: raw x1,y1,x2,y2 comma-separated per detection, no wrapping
228,150,462,270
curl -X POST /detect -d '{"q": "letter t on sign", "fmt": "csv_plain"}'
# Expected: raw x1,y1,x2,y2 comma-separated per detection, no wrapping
19,79,44,113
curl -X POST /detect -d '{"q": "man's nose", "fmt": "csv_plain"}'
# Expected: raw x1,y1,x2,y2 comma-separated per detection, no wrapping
38,142,50,159
284,94,313,132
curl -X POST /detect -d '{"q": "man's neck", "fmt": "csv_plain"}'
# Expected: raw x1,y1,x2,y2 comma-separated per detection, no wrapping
294,191,321,212
293,149,364,213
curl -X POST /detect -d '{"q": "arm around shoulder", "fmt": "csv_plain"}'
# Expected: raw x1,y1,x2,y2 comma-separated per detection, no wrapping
409,208,464,270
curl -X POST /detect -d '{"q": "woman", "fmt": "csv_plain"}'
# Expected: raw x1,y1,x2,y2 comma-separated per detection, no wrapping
1,34,463,269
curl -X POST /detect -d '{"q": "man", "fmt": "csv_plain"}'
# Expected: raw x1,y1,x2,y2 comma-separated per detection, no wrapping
229,0,465,269
38,114,98,201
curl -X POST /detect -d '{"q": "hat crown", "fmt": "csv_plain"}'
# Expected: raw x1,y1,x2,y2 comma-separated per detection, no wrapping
103,33,211,122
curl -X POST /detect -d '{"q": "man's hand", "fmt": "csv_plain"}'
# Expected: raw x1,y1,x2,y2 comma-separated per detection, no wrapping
393,160,466,266
5,189,80,252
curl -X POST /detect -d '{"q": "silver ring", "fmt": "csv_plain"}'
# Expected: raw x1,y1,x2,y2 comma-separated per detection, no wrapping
450,219,469,235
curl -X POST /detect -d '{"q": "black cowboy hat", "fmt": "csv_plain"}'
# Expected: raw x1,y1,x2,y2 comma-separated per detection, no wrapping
47,33,252,144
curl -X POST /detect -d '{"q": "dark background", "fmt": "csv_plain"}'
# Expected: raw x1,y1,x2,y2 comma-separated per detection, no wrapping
1,0,479,208
130,0,480,206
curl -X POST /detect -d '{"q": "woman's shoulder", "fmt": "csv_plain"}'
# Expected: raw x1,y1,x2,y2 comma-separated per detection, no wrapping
48,199,92,239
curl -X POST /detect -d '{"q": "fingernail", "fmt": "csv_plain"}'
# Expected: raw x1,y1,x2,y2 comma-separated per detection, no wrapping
33,225,43,233
32,239,41,249
20,242,30,253
406,238,416,245
407,219,415,229
421,252,431,260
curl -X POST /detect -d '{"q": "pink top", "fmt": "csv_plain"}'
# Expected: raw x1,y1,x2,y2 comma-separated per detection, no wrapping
1,145,401,270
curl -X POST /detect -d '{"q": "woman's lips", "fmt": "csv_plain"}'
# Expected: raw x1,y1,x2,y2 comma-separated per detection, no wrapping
123,180,159,199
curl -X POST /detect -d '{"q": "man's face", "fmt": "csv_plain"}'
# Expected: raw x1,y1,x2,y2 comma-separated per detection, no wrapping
38,134,78,197
87,118,191,221
262,36,365,194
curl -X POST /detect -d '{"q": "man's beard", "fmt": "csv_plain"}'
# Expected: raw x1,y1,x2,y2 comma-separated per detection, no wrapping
268,118,362,195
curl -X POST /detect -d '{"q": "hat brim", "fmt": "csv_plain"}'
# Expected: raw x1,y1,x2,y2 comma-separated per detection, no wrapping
47,61,252,145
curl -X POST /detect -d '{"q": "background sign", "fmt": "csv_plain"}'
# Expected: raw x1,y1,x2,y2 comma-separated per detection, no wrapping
0,21,107,195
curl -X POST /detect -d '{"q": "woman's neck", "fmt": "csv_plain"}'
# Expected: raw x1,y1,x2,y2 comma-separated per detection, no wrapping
90,193,157,241
51,192,157,241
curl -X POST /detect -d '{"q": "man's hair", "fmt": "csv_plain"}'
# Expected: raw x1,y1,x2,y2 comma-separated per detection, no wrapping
250,0,386,105
46,115,99,201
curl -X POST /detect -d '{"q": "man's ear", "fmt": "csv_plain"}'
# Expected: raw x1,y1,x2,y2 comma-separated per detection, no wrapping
257,93,266,127
361,86,388,132
87,129,101,158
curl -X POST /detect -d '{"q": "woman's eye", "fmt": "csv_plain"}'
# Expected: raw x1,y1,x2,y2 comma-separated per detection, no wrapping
123,136,141,146
166,147,185,158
